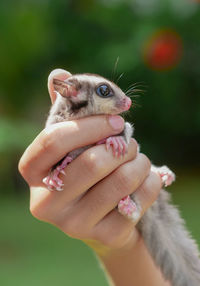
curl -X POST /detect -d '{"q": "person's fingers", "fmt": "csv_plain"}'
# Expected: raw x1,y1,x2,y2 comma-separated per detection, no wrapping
29,139,138,220
61,207,139,248
89,171,162,247
37,168,161,246
71,153,151,228
47,68,72,103
132,170,162,218
91,210,139,250
28,156,161,250
18,115,125,186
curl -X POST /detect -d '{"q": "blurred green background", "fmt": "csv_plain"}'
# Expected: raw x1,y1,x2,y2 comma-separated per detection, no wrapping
0,0,200,285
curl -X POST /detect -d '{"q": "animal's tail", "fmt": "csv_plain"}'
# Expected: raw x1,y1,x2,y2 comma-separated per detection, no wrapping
137,189,200,286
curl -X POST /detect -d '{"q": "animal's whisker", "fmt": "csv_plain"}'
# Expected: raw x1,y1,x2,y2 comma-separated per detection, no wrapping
125,86,146,94
125,88,145,98
116,72,124,84
128,81,146,88
126,87,144,93
111,56,120,82
127,89,145,94
127,94,141,99
125,81,147,91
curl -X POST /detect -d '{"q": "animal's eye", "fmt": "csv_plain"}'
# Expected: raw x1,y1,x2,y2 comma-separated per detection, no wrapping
96,84,113,98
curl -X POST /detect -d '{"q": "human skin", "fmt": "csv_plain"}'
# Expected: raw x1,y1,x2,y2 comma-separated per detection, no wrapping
18,70,171,286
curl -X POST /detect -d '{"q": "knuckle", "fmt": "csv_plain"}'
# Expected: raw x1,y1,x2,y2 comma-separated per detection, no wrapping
80,149,104,177
18,157,27,178
29,190,54,223
142,172,162,203
30,203,46,222
129,138,138,153
39,127,58,153
62,214,88,238
114,166,133,193
139,153,151,173
127,138,138,159
18,149,33,181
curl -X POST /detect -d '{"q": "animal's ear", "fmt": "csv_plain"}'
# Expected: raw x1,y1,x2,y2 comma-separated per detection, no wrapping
48,69,72,103
53,78,70,95
53,78,78,97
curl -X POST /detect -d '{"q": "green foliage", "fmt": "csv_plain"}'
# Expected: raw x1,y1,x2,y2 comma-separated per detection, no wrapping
0,0,200,193
0,118,39,152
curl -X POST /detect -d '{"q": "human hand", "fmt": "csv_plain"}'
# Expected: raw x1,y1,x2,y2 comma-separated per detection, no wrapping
18,70,162,256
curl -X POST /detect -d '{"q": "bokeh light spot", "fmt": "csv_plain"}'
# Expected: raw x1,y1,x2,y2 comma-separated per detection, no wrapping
143,30,183,71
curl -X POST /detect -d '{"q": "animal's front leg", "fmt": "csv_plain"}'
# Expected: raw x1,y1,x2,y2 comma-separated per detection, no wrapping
43,155,73,191
97,122,134,157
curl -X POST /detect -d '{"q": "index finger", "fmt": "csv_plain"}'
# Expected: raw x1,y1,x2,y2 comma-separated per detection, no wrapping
18,115,125,186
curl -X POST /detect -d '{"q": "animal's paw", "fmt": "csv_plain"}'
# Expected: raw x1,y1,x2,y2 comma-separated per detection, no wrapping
118,195,140,221
43,168,64,191
96,138,107,145
43,156,73,191
106,136,128,157
156,165,176,187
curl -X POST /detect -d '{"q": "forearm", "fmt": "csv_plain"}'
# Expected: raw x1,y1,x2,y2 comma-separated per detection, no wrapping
96,235,171,286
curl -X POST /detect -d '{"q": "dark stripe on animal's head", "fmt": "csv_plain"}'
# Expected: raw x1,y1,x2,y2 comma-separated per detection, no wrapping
70,100,88,113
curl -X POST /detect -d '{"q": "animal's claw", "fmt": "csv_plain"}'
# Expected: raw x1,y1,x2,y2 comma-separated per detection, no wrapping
156,166,176,187
105,136,128,157
43,155,73,191
118,195,140,221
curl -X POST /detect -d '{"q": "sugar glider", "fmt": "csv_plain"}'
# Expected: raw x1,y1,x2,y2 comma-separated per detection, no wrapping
43,71,200,286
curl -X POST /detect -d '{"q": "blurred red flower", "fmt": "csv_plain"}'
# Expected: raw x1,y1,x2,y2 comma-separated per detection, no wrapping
143,30,183,71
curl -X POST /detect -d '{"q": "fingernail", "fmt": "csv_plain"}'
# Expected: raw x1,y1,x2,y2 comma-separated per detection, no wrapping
108,115,124,131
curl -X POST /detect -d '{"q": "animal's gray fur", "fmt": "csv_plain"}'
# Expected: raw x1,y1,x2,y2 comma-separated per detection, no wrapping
126,123,200,286
135,190,200,286
46,72,200,285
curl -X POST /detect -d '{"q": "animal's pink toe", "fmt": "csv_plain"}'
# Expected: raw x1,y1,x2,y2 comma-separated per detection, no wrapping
115,137,123,157
105,136,128,157
43,155,73,191
59,156,73,169
157,166,176,187
118,195,138,220
42,176,52,190
96,138,107,145
43,169,64,191
119,136,128,155
106,137,111,150
52,170,63,186
113,138,119,156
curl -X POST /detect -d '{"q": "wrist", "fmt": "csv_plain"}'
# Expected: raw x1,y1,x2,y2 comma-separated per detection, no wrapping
84,228,140,258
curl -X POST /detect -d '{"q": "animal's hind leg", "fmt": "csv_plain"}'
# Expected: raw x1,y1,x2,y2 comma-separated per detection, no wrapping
151,165,175,187
118,165,175,221
118,195,140,222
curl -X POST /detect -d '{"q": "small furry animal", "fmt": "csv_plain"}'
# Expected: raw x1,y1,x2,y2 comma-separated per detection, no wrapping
43,72,200,286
